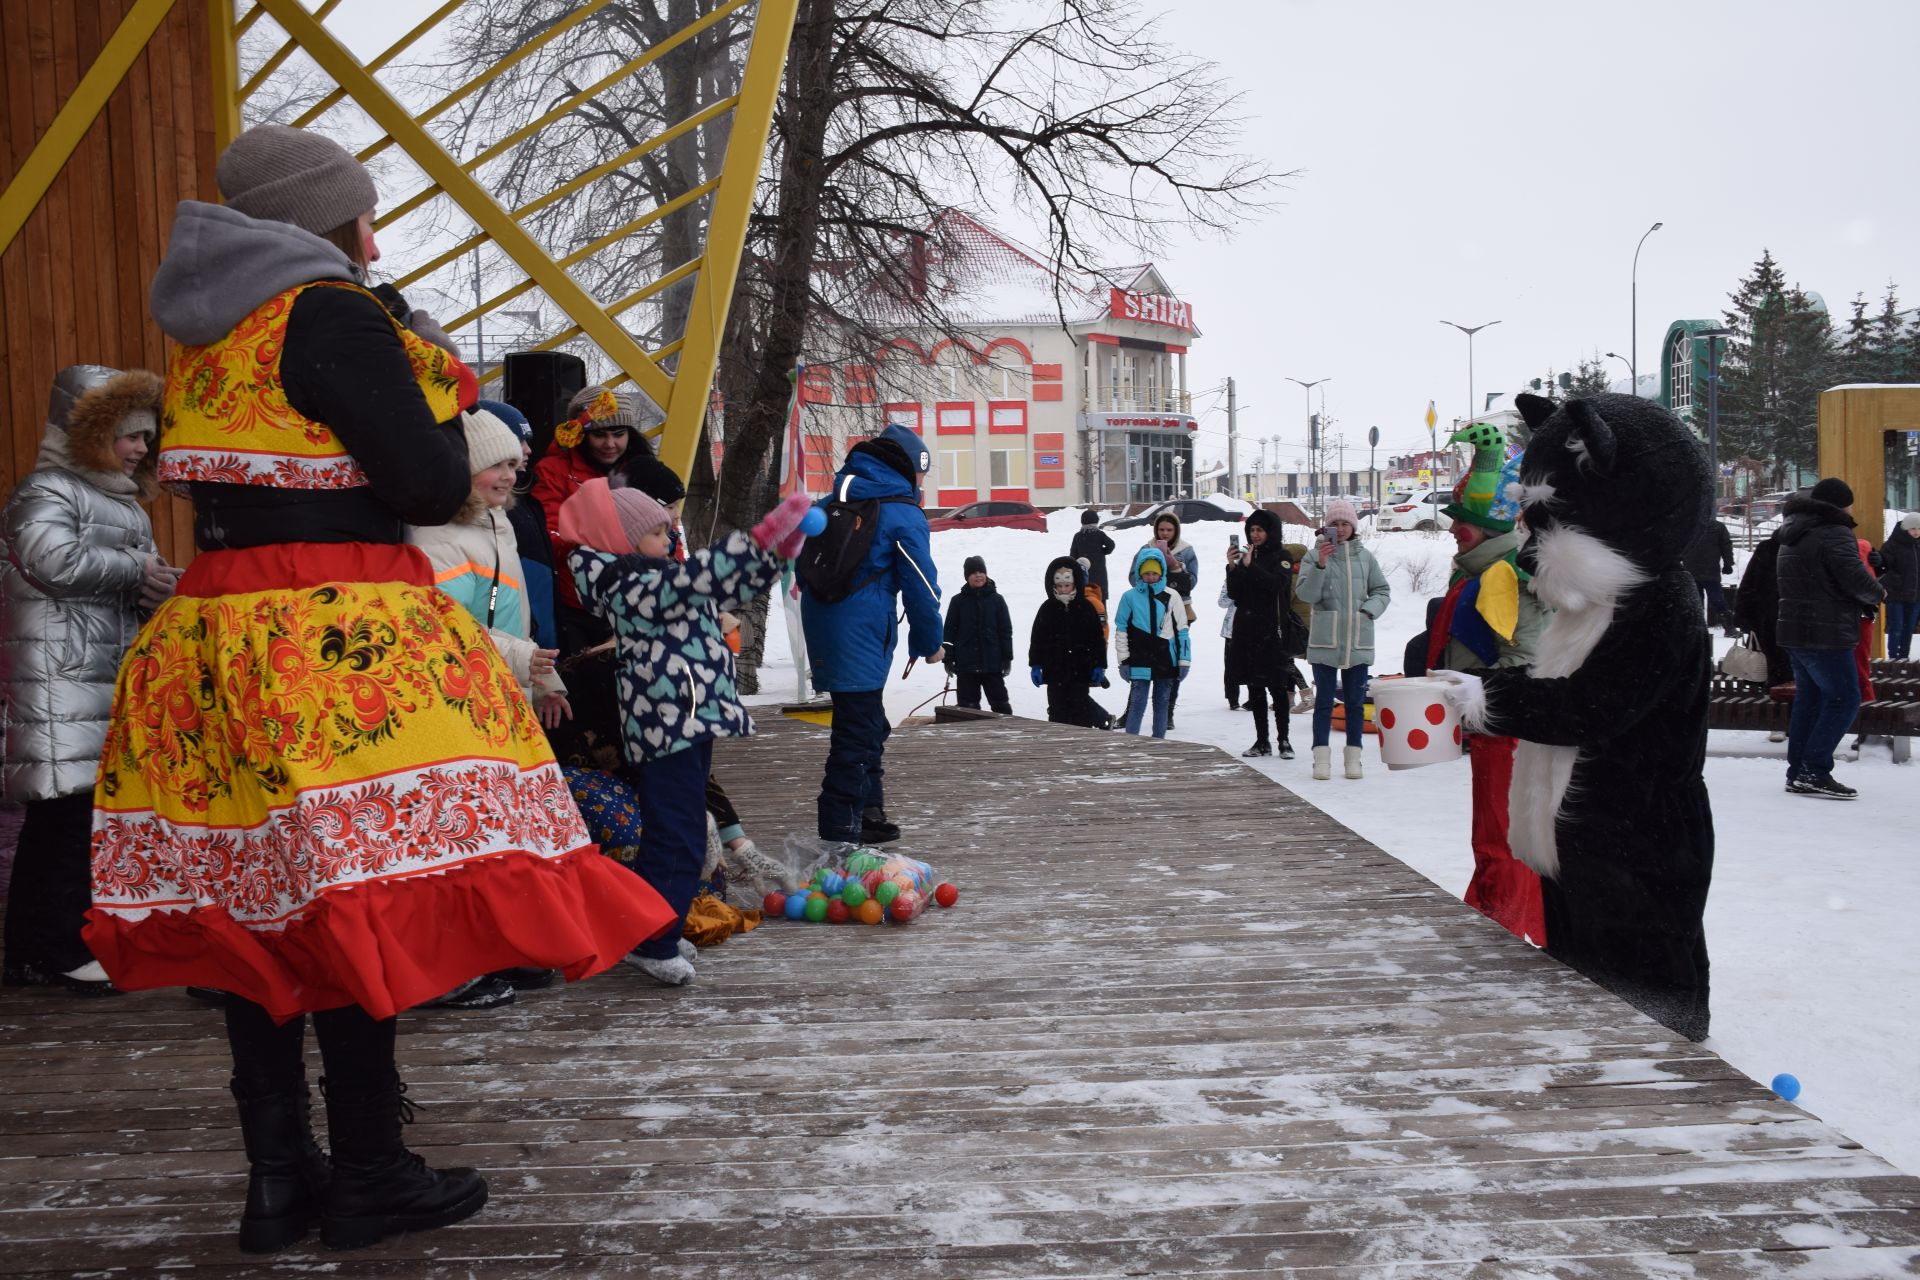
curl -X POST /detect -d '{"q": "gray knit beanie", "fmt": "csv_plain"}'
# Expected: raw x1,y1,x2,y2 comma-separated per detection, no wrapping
217,125,378,236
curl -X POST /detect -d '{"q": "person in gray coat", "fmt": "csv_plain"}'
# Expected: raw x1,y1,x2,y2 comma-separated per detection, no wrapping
1294,499,1391,780
1,365,178,993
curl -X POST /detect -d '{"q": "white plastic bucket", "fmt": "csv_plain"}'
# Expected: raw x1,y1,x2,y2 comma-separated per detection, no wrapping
1372,677,1464,771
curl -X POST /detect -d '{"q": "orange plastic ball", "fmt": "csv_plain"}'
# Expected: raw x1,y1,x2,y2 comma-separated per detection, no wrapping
855,898,885,925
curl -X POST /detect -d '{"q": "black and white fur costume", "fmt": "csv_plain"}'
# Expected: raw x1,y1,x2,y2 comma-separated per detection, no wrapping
1439,393,1714,1041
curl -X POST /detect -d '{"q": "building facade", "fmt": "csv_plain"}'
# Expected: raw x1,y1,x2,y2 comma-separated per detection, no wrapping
793,212,1199,509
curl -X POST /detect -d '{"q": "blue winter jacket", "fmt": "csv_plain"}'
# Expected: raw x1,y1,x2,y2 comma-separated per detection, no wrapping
800,451,943,691
1112,546,1192,682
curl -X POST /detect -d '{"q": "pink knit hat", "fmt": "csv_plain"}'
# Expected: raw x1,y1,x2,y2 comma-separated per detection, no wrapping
1326,498,1359,527
558,477,672,555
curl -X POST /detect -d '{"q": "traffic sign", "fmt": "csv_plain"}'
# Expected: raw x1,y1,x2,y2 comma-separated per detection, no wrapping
1424,401,1436,429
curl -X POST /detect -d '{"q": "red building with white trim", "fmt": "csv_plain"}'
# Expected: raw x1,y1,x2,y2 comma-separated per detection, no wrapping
793,211,1200,508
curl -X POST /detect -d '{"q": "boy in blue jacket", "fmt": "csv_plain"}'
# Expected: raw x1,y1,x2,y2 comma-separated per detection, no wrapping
800,423,944,846
1113,546,1191,738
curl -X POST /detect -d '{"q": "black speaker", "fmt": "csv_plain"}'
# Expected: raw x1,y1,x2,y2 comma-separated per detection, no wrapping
503,351,586,460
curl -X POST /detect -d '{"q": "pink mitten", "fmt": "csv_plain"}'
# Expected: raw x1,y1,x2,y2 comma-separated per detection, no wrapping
752,492,816,559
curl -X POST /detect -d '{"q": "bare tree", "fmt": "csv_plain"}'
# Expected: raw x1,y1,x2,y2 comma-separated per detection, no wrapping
433,0,1278,684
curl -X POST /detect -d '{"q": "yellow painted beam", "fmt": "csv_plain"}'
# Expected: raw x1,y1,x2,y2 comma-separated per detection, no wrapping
464,0,752,173
378,93,738,230
256,0,672,411
655,0,800,480
0,0,180,257
290,0,461,130
356,0,616,164
236,0,342,101
208,0,242,154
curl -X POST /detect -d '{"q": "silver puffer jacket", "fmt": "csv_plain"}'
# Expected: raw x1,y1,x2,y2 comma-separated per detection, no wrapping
0,365,162,802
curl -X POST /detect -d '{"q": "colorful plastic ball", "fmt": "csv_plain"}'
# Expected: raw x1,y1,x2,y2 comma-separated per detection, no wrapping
855,899,885,925
1771,1073,1802,1101
873,881,901,907
934,882,959,908
799,505,828,537
803,895,830,923
860,869,886,893
783,893,808,921
825,898,851,924
763,891,787,916
841,882,869,908
889,893,919,923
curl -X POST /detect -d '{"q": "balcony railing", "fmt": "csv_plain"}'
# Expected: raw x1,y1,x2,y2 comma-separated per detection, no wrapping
1084,389,1193,414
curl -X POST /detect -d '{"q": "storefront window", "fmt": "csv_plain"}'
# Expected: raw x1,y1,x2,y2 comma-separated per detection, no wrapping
1124,431,1191,502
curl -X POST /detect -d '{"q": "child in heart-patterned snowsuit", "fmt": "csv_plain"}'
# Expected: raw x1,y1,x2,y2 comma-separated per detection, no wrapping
562,478,813,984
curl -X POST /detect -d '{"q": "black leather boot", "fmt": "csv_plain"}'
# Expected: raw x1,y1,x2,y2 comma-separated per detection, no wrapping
320,1075,487,1250
860,806,900,844
232,1082,331,1253
1241,704,1271,756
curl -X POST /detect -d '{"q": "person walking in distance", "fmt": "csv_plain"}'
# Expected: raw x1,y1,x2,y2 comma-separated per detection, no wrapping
1070,508,1115,595
1775,478,1886,798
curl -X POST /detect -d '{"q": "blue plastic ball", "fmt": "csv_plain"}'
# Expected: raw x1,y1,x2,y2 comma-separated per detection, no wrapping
1770,1072,1801,1101
799,506,828,537
783,893,808,921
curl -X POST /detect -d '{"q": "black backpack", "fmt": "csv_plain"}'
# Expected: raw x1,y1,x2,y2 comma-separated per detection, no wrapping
793,478,918,604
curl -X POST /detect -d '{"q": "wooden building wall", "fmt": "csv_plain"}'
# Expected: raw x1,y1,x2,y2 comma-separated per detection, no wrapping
0,0,217,567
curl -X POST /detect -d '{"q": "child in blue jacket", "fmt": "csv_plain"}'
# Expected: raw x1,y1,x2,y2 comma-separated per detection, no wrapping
563,479,813,985
1113,546,1191,738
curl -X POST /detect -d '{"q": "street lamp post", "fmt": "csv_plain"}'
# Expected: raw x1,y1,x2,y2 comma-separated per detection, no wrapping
1439,319,1501,434
1603,351,1632,392
1286,376,1330,518
1631,221,1663,396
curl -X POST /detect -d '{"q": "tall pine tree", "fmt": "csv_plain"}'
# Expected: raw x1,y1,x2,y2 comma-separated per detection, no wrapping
1714,250,1836,486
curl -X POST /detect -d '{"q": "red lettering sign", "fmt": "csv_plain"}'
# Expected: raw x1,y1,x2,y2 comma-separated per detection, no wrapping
1108,289,1195,330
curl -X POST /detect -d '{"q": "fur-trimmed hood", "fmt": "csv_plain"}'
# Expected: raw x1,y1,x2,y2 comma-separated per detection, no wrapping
35,366,162,502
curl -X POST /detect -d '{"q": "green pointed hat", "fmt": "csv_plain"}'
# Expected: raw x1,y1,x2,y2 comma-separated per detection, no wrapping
1441,422,1520,533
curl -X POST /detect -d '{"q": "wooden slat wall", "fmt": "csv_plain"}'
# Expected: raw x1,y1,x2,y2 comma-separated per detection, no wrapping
0,0,215,568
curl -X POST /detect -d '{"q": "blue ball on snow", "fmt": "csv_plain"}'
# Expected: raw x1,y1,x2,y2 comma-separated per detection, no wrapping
1770,1073,1801,1101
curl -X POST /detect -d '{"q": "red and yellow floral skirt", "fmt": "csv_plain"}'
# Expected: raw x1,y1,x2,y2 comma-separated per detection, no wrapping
85,542,674,1021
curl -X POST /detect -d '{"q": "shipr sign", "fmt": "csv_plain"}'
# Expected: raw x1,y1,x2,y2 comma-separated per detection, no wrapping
1108,289,1195,330
1371,677,1464,770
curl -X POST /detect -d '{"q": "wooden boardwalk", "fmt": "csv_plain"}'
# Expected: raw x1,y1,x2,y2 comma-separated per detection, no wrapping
3,715,1918,1277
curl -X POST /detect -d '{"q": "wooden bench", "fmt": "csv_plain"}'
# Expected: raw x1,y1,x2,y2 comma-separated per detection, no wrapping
1708,670,1920,763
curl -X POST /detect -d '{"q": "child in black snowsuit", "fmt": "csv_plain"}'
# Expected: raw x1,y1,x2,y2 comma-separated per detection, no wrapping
943,555,1015,714
1029,555,1109,728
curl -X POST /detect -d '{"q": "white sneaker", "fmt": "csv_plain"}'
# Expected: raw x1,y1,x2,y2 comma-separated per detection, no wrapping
623,952,696,986
1344,746,1363,780
677,938,697,963
63,960,110,983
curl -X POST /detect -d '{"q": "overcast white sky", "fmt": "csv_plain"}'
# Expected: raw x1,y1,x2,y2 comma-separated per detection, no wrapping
1161,0,1920,471
318,0,1920,473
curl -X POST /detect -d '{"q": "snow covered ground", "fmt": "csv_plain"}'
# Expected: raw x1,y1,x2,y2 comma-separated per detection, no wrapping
749,502,1920,1179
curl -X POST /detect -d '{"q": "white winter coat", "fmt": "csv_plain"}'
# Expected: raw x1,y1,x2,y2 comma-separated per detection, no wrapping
408,498,566,704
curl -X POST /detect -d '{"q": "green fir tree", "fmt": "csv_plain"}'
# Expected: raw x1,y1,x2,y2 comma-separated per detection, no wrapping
1713,250,1836,486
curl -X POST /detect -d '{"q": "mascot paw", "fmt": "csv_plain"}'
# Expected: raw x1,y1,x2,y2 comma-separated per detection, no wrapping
1430,669,1491,732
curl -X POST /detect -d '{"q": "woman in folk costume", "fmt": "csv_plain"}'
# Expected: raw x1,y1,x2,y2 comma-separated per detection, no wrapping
1427,424,1550,945
93,125,674,1254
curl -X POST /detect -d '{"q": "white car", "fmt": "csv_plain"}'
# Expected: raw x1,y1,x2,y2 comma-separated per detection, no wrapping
1377,488,1453,532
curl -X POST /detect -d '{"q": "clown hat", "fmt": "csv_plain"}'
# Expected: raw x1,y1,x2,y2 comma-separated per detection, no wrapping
1442,422,1521,533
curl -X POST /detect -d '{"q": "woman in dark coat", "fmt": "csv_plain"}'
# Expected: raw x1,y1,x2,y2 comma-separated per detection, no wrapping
1224,508,1297,758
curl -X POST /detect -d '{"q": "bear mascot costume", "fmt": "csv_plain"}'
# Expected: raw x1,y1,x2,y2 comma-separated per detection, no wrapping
1435,392,1715,1041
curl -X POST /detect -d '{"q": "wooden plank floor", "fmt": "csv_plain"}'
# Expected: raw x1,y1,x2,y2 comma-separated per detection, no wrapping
2,716,1918,1277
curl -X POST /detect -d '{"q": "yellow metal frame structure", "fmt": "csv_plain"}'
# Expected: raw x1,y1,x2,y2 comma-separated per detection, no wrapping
0,0,799,483
1817,384,1920,656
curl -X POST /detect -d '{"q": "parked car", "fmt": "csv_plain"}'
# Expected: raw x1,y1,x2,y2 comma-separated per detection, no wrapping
1376,488,1453,532
926,500,1048,533
1101,499,1247,531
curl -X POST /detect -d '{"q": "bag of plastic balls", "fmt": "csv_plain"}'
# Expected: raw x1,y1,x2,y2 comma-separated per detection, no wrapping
768,842,942,925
